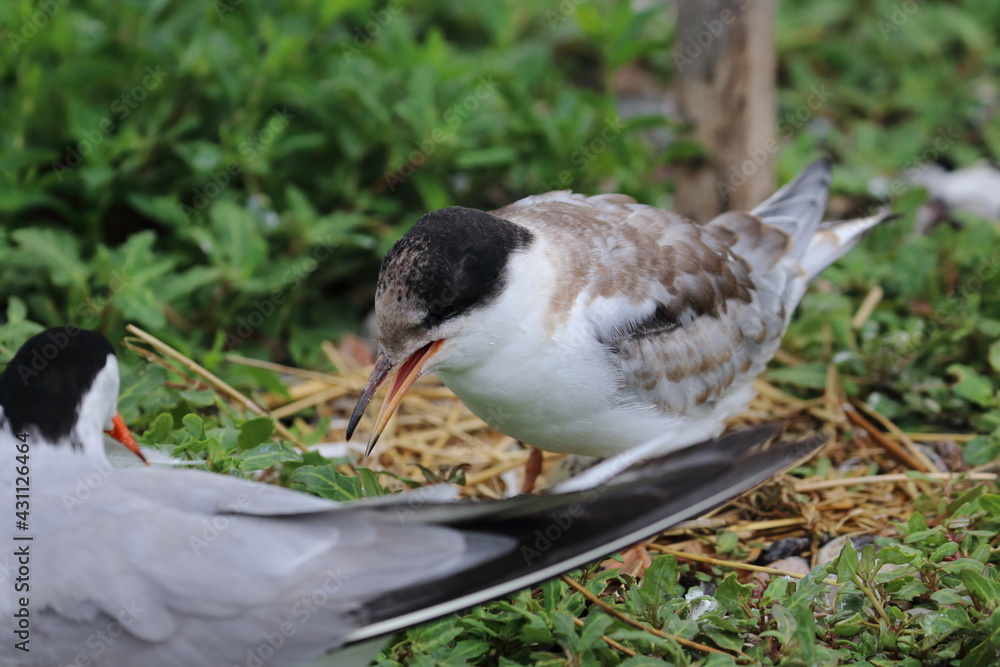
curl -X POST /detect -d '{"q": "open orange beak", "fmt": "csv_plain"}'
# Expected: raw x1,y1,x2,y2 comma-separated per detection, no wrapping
346,340,444,456
104,413,149,465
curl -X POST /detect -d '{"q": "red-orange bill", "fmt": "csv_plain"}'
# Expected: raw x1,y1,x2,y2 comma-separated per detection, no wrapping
105,413,149,465
346,340,444,456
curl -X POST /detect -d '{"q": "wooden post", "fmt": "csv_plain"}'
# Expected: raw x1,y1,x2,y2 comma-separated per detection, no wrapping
673,0,776,222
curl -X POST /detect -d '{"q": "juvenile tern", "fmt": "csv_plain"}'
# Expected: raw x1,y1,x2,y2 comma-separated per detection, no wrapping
348,159,888,464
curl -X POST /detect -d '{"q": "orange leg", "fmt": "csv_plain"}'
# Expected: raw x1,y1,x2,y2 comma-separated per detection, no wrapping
521,445,544,494
602,542,654,578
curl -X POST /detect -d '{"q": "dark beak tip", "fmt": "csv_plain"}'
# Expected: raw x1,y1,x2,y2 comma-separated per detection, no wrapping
345,415,357,441
345,397,368,441
347,352,393,446
364,434,379,457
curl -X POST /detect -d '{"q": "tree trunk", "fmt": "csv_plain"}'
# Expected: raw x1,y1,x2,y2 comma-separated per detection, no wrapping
673,0,776,222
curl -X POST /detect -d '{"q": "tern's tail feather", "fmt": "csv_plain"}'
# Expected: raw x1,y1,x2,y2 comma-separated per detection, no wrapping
751,157,833,263
801,210,895,280
747,158,892,282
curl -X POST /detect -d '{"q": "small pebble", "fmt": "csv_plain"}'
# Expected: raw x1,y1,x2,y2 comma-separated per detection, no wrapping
760,536,809,564
816,534,876,566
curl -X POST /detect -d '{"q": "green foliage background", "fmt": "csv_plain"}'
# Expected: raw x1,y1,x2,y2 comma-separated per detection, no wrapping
2,1,1000,663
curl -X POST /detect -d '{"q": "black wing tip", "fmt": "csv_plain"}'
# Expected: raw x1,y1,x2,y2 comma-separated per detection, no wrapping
766,432,829,466
724,421,783,444
347,427,829,642
608,424,826,489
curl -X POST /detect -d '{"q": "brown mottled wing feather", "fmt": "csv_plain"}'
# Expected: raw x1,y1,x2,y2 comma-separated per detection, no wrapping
604,208,790,416
708,212,792,270
494,160,874,420
495,193,791,417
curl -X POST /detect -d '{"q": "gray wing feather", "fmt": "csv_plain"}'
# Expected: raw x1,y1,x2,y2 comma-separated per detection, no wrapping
7,465,510,667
